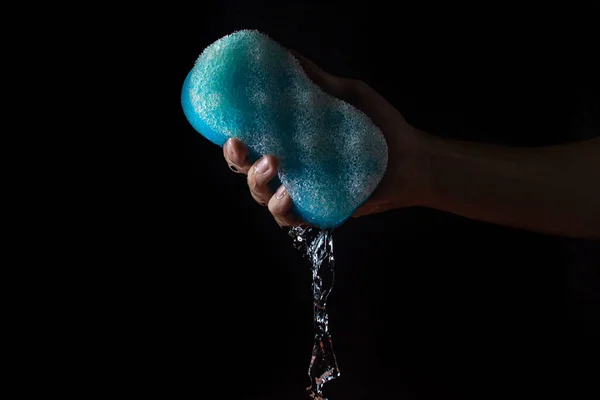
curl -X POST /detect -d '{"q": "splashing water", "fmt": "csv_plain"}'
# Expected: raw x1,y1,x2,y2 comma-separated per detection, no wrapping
288,226,341,400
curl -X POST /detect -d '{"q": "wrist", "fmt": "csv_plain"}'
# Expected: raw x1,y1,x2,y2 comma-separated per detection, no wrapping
376,124,431,211
408,127,434,209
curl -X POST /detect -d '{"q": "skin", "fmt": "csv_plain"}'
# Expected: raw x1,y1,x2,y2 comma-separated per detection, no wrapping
223,51,600,239
223,50,426,227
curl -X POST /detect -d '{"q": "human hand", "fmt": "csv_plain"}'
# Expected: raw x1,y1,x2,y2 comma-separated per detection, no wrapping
223,50,427,227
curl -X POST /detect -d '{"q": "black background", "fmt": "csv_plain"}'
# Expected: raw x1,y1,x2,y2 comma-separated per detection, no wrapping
169,3,599,398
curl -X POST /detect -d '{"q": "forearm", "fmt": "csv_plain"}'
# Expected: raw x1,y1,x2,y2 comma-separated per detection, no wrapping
417,132,600,239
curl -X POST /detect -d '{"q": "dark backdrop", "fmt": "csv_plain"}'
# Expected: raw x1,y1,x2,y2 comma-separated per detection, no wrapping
171,3,599,399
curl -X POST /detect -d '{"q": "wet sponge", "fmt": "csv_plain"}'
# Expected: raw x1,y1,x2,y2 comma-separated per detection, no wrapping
182,30,388,228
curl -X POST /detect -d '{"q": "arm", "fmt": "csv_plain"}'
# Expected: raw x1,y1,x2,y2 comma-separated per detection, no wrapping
221,50,600,239
418,132,600,239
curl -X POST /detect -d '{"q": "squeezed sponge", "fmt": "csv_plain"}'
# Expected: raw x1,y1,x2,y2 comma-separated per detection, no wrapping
182,30,388,228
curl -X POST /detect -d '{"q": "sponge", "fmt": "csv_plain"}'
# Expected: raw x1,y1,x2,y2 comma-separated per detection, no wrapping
182,30,388,228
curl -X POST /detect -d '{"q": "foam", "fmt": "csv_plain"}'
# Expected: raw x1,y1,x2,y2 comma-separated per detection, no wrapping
182,30,388,228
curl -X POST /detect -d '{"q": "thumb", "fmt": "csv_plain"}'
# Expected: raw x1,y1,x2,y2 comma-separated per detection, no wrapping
289,49,346,98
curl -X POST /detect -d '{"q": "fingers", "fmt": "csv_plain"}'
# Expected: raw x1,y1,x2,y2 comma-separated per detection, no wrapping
247,155,279,206
247,158,298,227
290,50,406,135
268,185,297,227
223,138,301,227
223,138,252,174
349,80,407,130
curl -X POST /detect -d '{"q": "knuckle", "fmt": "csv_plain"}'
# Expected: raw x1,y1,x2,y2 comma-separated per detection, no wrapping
246,167,257,187
337,78,362,100
353,79,368,89
341,79,370,106
351,79,368,96
274,216,289,228
251,191,265,205
249,184,269,205
267,202,280,216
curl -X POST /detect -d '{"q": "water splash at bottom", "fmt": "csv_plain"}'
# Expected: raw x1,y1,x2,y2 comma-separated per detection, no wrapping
288,226,341,400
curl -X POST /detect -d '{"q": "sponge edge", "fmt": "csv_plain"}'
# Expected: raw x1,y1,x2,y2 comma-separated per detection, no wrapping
182,30,388,228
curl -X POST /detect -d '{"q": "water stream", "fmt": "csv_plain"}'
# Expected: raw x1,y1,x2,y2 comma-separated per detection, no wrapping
288,226,341,400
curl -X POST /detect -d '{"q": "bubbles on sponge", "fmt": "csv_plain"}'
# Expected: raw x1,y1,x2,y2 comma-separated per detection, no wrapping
182,30,388,228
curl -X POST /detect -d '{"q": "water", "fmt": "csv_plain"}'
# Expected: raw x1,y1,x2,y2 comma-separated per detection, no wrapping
288,226,341,400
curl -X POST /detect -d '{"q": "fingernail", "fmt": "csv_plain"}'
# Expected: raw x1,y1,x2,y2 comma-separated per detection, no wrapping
276,185,287,200
255,157,270,174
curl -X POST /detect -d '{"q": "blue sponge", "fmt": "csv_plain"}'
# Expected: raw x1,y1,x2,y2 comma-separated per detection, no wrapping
182,30,388,228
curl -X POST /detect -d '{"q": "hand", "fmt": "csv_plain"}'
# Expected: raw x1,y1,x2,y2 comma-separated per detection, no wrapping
223,50,427,227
